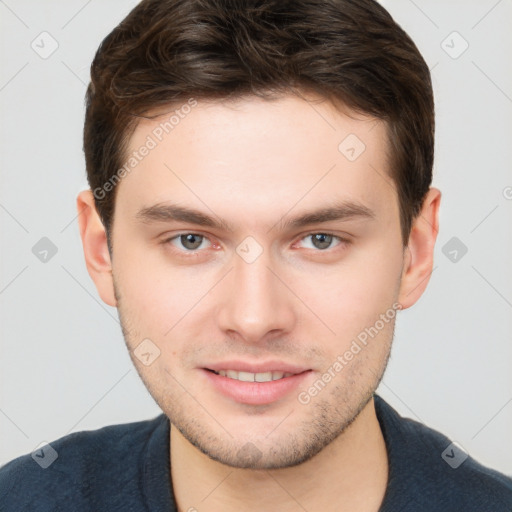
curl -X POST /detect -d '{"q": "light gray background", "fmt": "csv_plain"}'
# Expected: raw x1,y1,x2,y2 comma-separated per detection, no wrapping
1,0,511,475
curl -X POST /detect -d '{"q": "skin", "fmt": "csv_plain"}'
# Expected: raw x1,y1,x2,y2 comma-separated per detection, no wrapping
78,92,441,512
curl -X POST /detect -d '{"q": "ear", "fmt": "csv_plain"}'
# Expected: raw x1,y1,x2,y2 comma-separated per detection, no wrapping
398,187,441,309
76,189,117,307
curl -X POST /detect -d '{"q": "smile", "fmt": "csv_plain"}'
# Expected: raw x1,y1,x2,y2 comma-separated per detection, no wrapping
210,370,295,382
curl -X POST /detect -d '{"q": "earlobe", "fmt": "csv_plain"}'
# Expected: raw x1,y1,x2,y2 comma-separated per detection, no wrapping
76,190,117,307
397,187,441,309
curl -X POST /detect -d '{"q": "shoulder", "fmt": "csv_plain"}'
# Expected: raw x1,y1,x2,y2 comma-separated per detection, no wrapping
374,394,512,511
0,414,168,511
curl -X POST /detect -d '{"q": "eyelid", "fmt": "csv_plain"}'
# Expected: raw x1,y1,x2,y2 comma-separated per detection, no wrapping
294,232,350,250
164,232,216,251
162,230,350,254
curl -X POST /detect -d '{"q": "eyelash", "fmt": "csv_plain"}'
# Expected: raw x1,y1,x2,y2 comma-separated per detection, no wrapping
162,232,350,256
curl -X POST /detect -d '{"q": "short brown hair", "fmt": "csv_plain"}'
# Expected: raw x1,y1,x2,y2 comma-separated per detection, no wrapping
84,0,434,247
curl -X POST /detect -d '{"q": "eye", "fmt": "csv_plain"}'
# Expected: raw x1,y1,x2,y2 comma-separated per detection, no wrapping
167,233,212,251
298,233,345,250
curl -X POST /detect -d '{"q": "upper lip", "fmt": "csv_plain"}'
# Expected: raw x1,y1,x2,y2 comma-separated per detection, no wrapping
203,360,311,374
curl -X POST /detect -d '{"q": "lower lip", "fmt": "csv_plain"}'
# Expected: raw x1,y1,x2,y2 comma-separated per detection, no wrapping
201,369,312,405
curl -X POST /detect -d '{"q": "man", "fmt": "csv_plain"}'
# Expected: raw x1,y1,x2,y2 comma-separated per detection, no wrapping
1,0,511,510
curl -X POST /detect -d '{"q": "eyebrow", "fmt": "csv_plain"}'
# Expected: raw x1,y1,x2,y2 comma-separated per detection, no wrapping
135,200,376,232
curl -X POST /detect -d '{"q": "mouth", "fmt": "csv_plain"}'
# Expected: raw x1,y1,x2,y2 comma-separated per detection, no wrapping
201,364,313,405
206,369,296,382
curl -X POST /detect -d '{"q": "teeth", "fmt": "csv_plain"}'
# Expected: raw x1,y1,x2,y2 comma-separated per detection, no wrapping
255,371,273,382
215,370,295,381
237,371,255,382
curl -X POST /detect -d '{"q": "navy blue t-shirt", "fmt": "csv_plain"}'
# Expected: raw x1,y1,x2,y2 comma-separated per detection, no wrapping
1,394,512,511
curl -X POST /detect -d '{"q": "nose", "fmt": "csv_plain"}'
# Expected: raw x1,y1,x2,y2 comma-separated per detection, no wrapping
216,246,297,344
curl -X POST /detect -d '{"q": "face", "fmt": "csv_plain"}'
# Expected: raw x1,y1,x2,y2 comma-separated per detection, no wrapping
110,93,406,469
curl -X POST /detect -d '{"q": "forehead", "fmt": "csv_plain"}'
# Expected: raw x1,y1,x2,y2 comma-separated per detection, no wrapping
115,93,397,231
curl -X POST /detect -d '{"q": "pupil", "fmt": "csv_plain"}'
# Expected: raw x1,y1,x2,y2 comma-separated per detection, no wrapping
182,234,202,250
313,233,331,249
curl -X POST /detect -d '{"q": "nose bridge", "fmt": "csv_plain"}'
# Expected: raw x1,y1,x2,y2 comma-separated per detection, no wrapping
234,251,274,304
216,242,296,341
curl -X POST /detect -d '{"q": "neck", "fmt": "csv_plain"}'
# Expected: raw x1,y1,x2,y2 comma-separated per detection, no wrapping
170,397,388,512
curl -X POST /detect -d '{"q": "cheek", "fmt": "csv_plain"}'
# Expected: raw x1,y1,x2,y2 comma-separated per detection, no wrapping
299,242,402,339
114,247,216,340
